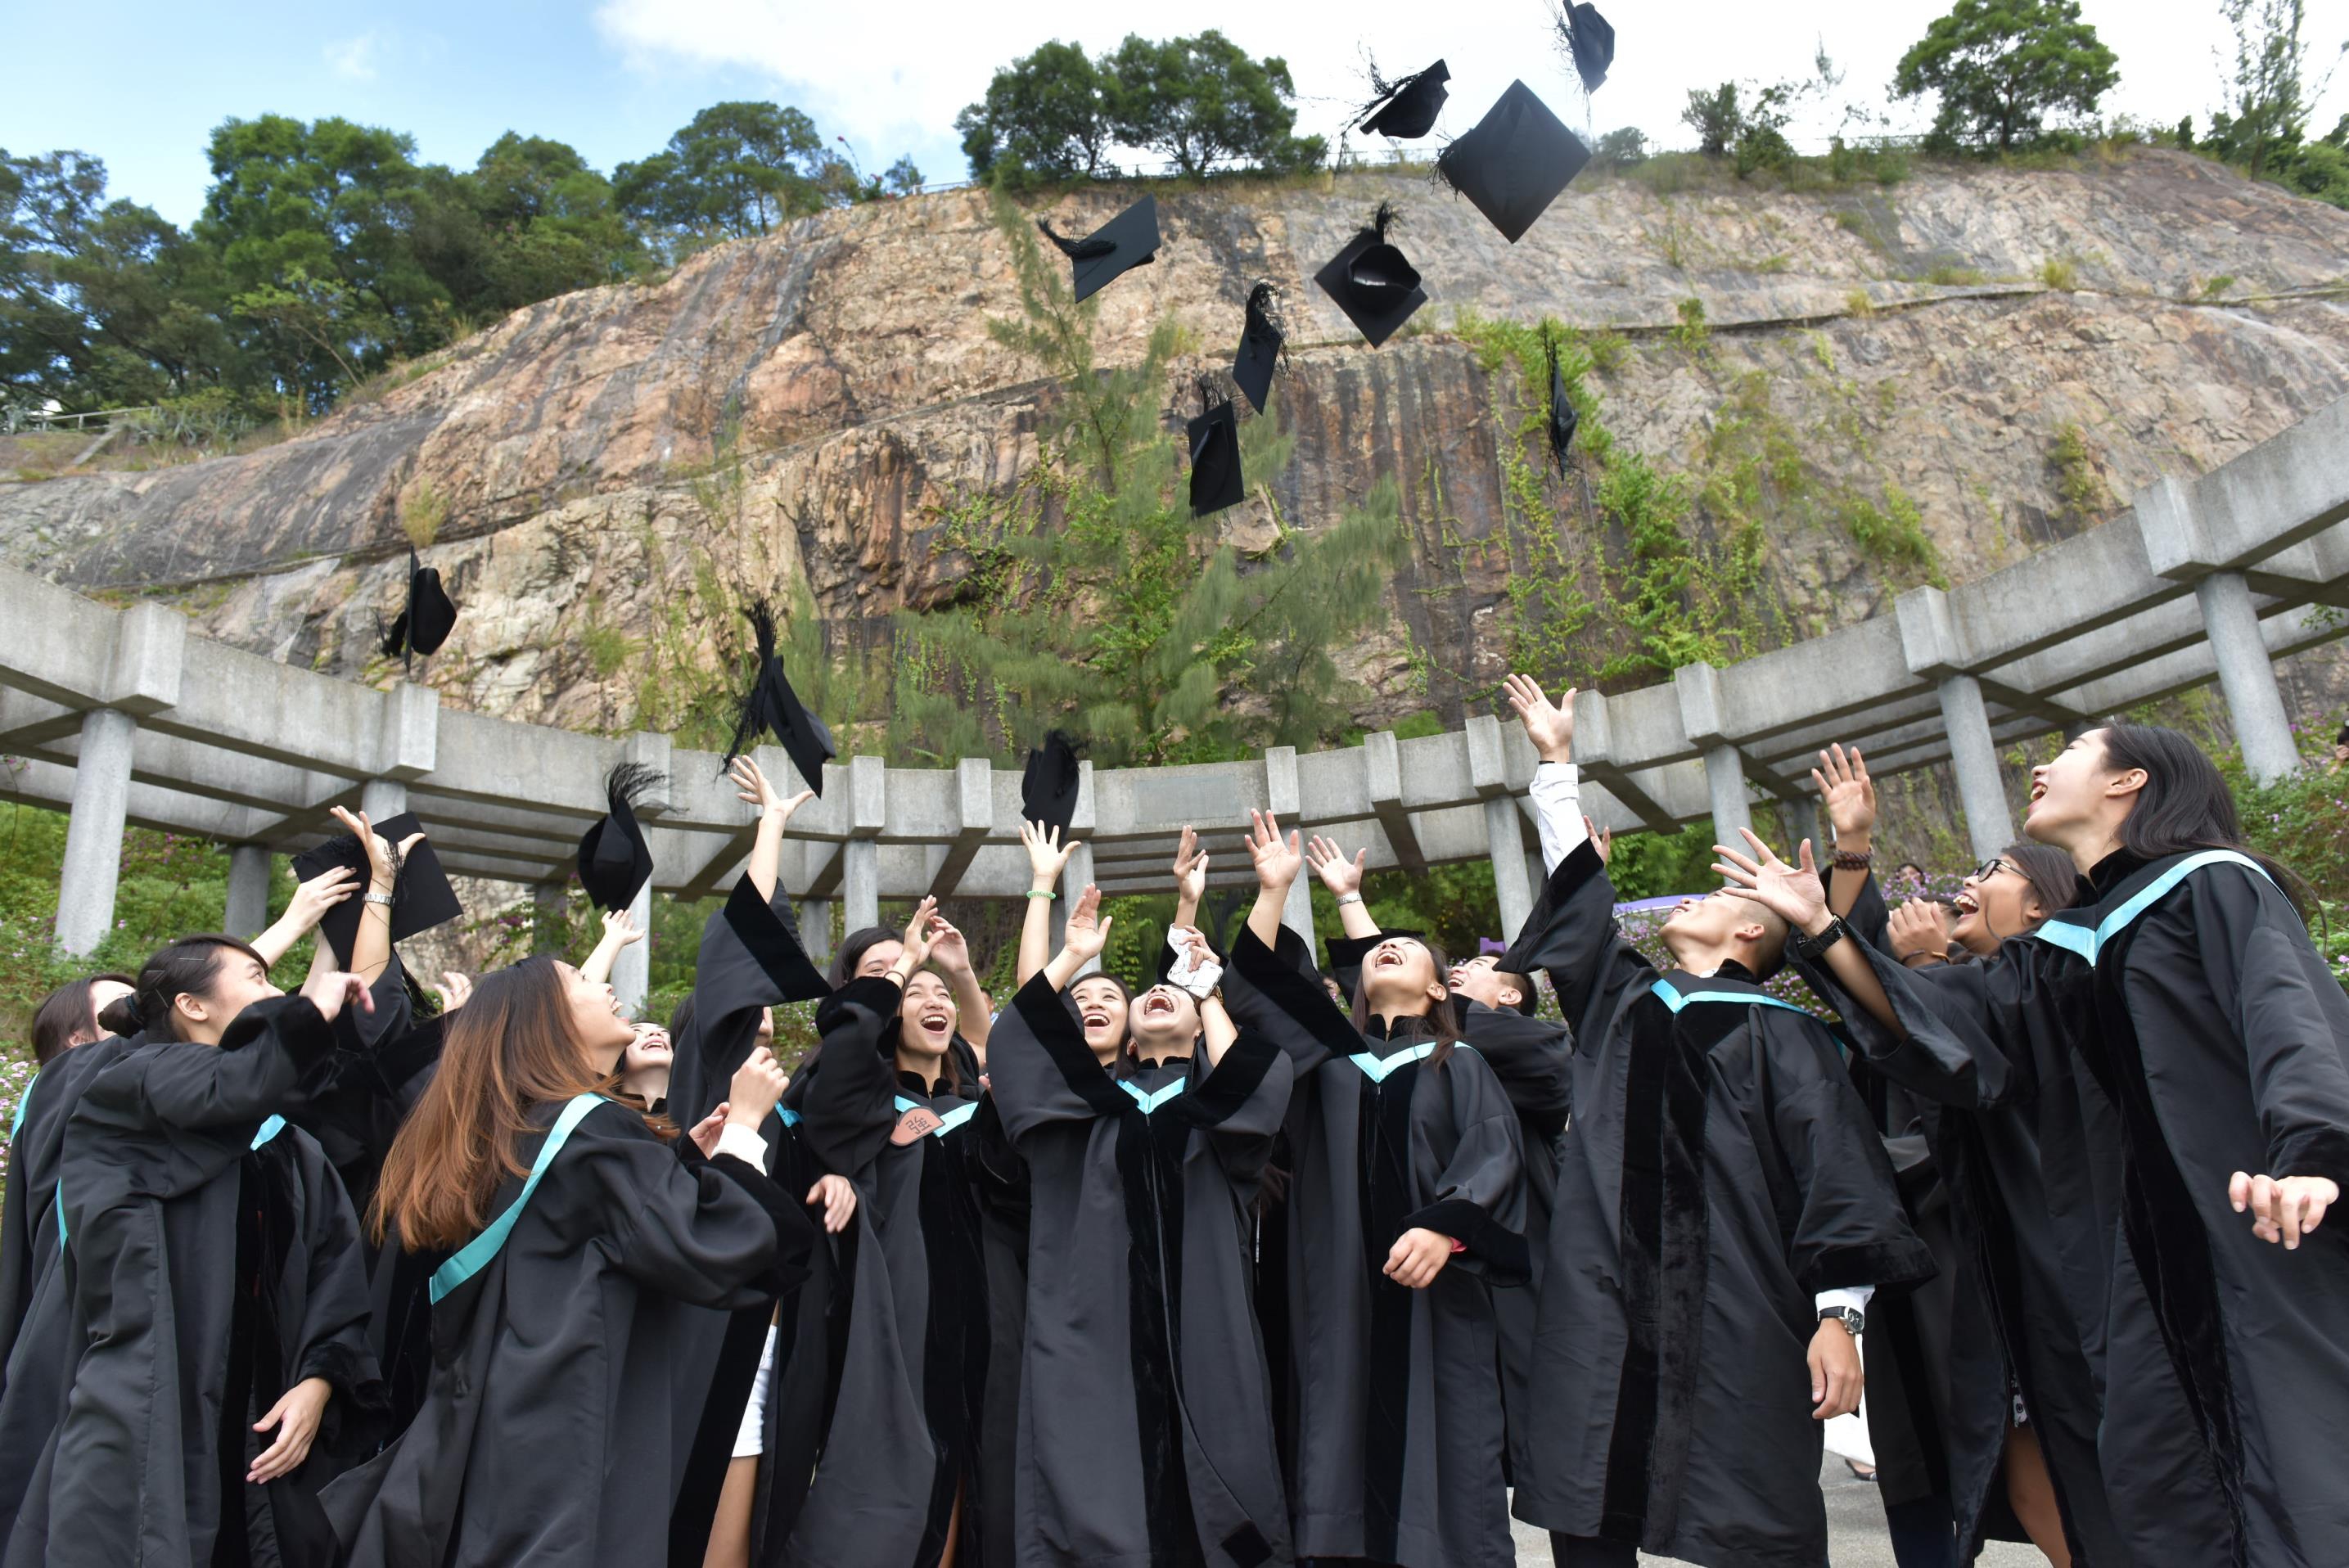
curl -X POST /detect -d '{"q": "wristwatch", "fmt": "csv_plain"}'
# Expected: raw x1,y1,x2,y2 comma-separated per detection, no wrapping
1819,1305,1865,1336
1789,915,1851,964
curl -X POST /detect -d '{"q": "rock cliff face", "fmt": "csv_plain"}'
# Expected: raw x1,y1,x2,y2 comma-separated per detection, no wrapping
3,147,2346,742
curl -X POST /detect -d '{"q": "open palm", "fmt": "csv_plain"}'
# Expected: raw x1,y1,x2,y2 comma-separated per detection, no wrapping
1713,830,1826,930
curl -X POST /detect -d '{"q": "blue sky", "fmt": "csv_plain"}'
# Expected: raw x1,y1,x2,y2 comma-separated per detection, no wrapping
5,0,2343,226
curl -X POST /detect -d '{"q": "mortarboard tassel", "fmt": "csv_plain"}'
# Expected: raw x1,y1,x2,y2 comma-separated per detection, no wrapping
1036,219,1116,259
1242,282,1291,372
723,599,780,769
1545,331,1579,473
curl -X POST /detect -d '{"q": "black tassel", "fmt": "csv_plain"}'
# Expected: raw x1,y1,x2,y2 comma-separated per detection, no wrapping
604,760,665,814
1355,59,1418,126
1037,218,1116,259
1546,330,1579,473
380,610,410,662
1371,200,1400,241
721,599,779,768
1242,281,1291,369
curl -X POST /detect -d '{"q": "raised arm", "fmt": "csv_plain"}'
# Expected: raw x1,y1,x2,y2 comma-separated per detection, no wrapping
1504,674,1587,874
579,907,645,987
322,806,422,987
924,912,993,1054
730,755,816,904
1017,820,1080,988
1306,836,1377,939
1170,826,1207,930
1813,745,1878,922
1242,809,1304,951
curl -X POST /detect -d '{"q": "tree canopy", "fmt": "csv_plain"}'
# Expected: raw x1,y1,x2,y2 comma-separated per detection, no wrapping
1891,0,2120,150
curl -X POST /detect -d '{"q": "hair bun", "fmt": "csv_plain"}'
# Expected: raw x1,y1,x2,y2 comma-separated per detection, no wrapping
95,993,146,1037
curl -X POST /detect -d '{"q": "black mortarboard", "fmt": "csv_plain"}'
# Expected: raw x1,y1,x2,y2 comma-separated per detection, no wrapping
1021,730,1084,836
291,810,464,968
1314,201,1428,348
1358,58,1450,139
723,599,836,795
1037,196,1159,304
1434,80,1591,244
577,761,660,912
1188,398,1245,516
1233,282,1288,415
1546,332,1578,471
1557,2,1616,94
380,548,457,669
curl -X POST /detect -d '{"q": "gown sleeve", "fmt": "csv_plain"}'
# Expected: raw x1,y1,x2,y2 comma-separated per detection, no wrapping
987,973,1128,1140
1845,871,1892,953
1458,1006,1572,1137
553,1104,816,1309
1494,840,1655,1048
796,976,907,1178
286,1135,387,1418
1178,1031,1294,1190
2193,865,2349,1185
1760,1012,1938,1295
1788,939,2022,1111
673,876,832,1125
1403,1050,1531,1283
1220,926,1355,1078
88,994,336,1150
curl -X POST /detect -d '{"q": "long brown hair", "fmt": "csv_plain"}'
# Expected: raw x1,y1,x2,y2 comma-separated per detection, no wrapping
372,957,648,1250
1349,935,1463,1069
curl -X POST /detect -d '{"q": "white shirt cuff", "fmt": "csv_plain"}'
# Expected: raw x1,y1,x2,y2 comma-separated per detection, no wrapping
1529,760,1587,874
714,1122,771,1174
1815,1285,1875,1318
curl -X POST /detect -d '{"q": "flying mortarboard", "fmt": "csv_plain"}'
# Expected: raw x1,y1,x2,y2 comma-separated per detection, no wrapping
380,548,457,670
1233,282,1288,415
1358,58,1450,139
1434,80,1591,244
291,810,464,968
576,761,661,912
1037,196,1160,304
1021,730,1084,836
1188,397,1246,517
722,600,836,796
1313,201,1428,348
1546,331,1579,471
1557,2,1616,94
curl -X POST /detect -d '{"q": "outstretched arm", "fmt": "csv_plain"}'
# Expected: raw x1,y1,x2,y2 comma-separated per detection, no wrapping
1306,836,1377,939
1813,744,1876,921
926,912,993,1054
730,755,815,904
250,865,361,970
1170,826,1207,931
1242,809,1304,951
1017,820,1079,988
579,907,645,987
1713,830,1902,1034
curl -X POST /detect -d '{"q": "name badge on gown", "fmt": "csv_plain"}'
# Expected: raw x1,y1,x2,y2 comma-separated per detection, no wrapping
890,1106,945,1145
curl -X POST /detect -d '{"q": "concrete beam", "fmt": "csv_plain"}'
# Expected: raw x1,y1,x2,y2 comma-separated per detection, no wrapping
1362,730,1426,873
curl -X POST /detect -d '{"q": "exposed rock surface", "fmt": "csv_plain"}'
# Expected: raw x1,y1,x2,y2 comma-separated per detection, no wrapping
2,148,2344,741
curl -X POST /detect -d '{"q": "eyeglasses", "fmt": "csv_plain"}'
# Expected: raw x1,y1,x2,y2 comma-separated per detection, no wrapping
1968,858,2018,883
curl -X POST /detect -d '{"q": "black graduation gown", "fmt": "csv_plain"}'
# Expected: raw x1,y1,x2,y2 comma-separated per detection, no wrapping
287,957,426,1232
8,995,386,1568
0,1033,138,1548
657,876,831,1567
1220,926,1528,1568
1493,840,1935,1568
320,1097,814,1566
1806,848,2349,1568
786,975,1003,1568
988,973,1296,1568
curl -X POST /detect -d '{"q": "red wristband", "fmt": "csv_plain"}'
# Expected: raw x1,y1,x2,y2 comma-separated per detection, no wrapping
1448,1237,1467,1255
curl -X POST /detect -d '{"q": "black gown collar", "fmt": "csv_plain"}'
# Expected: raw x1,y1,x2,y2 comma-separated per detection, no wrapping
2083,847,2151,901
1361,1012,1442,1043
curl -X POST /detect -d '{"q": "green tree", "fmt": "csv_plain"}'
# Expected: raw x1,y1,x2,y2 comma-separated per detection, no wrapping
2210,0,2345,179
887,191,1401,768
614,101,841,242
457,133,649,310
1891,0,2121,151
957,41,1117,182
1102,32,1326,176
1682,84,1741,156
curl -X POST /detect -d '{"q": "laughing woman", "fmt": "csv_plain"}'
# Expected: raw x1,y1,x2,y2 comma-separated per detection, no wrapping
785,902,1012,1567
320,958,815,1567
1219,811,1529,1568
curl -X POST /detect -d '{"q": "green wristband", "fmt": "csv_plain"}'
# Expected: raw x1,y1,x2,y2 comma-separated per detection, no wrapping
1026,889,1057,900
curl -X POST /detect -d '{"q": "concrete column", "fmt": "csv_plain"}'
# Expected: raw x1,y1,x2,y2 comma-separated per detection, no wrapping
225,845,272,939
360,778,408,822
1281,872,1316,956
1486,795,1533,941
842,840,880,935
611,880,651,1018
797,899,833,966
532,881,568,954
1701,742,1752,851
56,708,138,956
2195,570,2301,783
1062,840,1099,976
1936,673,2013,863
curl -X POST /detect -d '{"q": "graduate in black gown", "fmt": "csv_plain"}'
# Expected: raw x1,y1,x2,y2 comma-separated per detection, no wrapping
1216,809,1528,1568
1754,723,2349,1568
1298,832,1575,1505
1488,675,1933,1568
8,938,386,1568
1811,742,2095,1568
658,755,850,1568
321,954,814,1566
990,882,1296,1567
785,899,1008,1567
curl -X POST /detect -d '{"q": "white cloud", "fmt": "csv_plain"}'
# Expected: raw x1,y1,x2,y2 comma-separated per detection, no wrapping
588,0,2349,185
323,30,384,82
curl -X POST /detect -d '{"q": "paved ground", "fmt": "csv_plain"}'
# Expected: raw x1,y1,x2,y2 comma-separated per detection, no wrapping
1508,1458,2049,1565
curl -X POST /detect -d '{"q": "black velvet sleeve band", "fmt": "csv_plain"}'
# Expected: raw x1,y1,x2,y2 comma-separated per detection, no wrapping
724,876,832,1003
705,1146,818,1282
1010,973,1129,1118
2271,1124,2349,1189
1230,926,1362,1061
1173,1030,1279,1128
1400,1196,1532,1286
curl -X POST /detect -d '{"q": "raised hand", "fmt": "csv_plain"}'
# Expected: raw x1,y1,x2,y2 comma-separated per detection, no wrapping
1811,744,1877,845
433,971,473,1012
298,968,376,1025
328,804,416,890
1713,829,1828,934
1062,885,1112,964
1170,826,1209,904
282,865,361,935
1503,673,1576,764
602,908,646,948
1246,809,1304,890
1305,835,1368,897
1021,819,1080,888
2230,1171,2338,1249
729,754,814,823
927,914,974,977
726,1046,790,1129
1887,899,1954,966
1583,815,1613,865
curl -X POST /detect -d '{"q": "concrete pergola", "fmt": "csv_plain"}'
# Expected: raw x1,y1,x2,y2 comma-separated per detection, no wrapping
4,394,2345,1010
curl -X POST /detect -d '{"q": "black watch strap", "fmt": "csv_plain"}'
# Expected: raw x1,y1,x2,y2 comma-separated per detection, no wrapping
1791,915,1850,964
